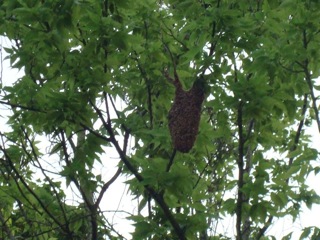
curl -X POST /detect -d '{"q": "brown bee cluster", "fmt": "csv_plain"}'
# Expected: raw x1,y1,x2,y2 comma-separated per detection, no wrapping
168,77,205,153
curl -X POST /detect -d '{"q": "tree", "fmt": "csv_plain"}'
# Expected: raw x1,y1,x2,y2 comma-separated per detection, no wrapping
0,0,319,239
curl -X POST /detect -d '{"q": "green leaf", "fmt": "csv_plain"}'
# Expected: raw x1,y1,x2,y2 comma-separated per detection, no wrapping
271,192,287,209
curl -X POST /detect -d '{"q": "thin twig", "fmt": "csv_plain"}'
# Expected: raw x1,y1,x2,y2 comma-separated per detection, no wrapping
166,149,177,172
95,167,122,208
20,126,71,235
0,100,45,112
0,144,67,233
236,100,244,240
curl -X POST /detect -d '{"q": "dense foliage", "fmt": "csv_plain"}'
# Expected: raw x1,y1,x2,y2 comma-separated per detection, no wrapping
0,0,320,239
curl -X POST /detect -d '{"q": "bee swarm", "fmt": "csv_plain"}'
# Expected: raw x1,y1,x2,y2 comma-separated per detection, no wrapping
168,79,204,153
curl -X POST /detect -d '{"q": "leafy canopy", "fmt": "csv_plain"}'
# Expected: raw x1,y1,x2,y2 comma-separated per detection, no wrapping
0,0,320,239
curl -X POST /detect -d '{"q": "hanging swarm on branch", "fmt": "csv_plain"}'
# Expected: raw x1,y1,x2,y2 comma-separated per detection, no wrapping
168,74,205,153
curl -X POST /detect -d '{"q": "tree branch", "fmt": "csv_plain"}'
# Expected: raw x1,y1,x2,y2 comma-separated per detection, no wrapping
236,100,245,240
0,143,67,233
0,100,45,113
301,30,320,133
95,167,122,208
0,210,15,240
256,93,308,238
98,95,186,239
166,149,177,172
19,126,72,236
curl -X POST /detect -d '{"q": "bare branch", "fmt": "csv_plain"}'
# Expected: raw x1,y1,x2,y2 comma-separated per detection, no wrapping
95,167,122,208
